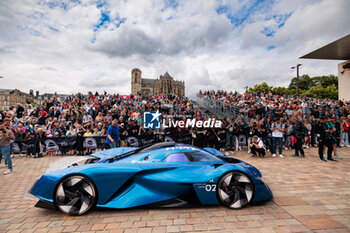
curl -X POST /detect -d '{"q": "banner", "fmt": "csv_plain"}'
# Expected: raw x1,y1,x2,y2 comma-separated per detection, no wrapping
13,133,193,153
237,135,247,146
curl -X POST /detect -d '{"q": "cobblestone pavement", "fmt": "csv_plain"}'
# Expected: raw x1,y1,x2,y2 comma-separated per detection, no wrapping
0,147,349,233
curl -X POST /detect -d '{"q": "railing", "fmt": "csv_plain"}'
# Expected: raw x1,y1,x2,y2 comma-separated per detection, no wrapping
196,94,245,120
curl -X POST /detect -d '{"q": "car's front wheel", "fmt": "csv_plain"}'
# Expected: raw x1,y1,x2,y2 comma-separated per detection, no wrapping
55,175,96,215
217,171,254,209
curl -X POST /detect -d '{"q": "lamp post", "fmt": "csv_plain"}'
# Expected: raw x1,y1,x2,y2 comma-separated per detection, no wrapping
244,86,249,93
291,64,302,97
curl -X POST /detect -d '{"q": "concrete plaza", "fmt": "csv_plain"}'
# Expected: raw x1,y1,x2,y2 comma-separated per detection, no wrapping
0,147,349,233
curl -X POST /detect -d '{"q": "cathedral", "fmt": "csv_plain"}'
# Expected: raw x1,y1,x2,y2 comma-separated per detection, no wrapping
131,68,185,96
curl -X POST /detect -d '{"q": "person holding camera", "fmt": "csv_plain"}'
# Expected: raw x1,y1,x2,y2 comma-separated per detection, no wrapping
0,121,15,175
258,118,270,152
250,135,266,157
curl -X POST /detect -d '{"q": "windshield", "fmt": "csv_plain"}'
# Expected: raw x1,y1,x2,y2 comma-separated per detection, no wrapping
163,153,189,162
187,151,223,162
109,142,176,162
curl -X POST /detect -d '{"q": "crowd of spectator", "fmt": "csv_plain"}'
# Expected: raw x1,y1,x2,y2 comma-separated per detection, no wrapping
199,90,350,161
1,89,349,175
0,93,199,160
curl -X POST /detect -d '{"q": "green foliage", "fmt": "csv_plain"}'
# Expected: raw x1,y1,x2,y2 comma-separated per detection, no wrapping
312,75,338,88
302,84,338,99
288,75,315,90
271,86,291,95
248,82,272,93
247,75,338,99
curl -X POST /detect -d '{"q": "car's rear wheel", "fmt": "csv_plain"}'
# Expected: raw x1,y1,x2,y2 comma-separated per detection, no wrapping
55,175,96,215
217,171,254,209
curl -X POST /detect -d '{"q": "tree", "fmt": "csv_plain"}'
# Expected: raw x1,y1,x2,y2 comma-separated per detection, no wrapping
248,74,338,99
248,82,272,93
288,74,315,91
302,84,338,99
271,86,291,95
312,75,338,88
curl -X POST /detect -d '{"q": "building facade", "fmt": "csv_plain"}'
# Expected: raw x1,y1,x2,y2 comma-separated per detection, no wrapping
0,89,68,111
131,68,185,96
0,89,33,111
338,61,350,101
300,34,350,100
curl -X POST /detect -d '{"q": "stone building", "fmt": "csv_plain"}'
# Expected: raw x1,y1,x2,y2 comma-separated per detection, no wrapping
131,68,185,96
0,89,68,110
0,89,33,111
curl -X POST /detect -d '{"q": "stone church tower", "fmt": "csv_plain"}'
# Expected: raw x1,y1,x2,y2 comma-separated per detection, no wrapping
131,68,142,95
131,68,185,96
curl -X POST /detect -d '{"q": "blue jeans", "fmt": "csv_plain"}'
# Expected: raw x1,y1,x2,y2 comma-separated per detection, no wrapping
0,145,12,169
341,132,349,146
225,133,234,151
262,137,271,152
108,141,117,149
272,137,283,154
10,142,14,153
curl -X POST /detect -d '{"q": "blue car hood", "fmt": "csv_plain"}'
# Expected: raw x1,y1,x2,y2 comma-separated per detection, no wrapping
90,147,138,160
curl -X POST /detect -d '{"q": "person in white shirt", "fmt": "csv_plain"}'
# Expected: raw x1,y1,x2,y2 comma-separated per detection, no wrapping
271,117,286,158
250,135,266,157
82,112,92,124
26,105,33,116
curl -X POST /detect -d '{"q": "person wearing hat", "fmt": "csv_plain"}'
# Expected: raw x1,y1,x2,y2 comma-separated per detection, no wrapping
250,135,266,157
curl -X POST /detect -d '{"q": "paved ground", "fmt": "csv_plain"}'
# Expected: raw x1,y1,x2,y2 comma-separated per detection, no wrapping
0,147,350,233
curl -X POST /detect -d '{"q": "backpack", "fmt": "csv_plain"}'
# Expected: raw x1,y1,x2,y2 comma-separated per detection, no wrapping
294,123,304,139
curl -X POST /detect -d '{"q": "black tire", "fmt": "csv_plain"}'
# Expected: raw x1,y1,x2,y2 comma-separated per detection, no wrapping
55,175,97,215
217,171,254,209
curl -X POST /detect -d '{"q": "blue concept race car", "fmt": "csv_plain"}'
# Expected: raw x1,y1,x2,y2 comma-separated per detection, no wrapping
29,142,273,215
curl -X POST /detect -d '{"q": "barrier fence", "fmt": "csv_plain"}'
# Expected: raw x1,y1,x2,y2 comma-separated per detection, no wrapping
196,94,243,120
12,134,193,154
13,133,250,154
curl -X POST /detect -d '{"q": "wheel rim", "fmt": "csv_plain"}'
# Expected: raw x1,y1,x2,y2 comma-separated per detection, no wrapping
55,176,96,215
217,172,253,209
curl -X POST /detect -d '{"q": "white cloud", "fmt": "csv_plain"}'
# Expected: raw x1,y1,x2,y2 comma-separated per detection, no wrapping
0,0,348,98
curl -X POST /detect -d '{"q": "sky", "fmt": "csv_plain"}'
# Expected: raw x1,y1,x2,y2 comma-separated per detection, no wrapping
0,0,349,98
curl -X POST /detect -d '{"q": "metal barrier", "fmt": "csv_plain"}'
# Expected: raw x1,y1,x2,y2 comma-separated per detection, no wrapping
196,95,245,120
